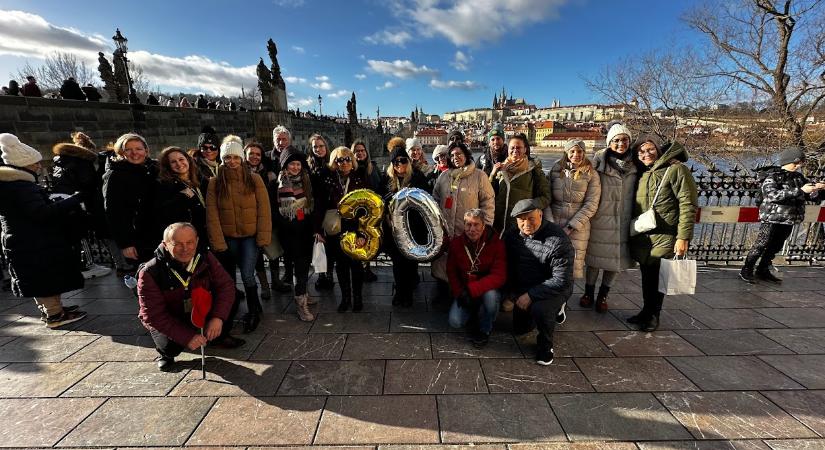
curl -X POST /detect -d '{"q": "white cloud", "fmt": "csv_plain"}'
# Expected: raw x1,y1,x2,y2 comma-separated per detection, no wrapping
311,81,333,90
367,59,438,79
429,79,483,90
315,75,329,81
288,96,315,109
355,73,367,80
392,0,568,47
0,10,258,95
376,81,395,90
327,90,349,99
273,0,305,7
284,76,307,84
291,45,305,54
451,51,472,71
363,29,413,47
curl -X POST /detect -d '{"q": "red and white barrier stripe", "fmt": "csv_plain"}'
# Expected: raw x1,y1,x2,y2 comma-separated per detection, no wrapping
695,206,825,223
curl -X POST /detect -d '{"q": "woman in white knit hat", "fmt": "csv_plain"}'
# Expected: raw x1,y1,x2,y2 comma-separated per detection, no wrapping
581,122,637,313
0,133,87,328
206,135,271,334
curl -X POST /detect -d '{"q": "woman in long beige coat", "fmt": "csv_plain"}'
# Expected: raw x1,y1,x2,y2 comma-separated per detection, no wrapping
544,139,601,280
432,142,495,283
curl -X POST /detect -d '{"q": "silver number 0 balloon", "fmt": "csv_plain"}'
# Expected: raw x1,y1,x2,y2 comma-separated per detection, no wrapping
389,187,447,262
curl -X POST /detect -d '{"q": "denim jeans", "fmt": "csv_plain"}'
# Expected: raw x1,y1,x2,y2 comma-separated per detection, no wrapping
225,236,259,288
448,289,501,335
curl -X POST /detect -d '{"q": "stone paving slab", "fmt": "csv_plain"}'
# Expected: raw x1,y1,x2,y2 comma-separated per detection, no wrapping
757,329,825,354
0,362,100,397
59,397,215,447
390,311,457,333
66,314,147,336
575,357,699,392
62,361,188,397
189,396,325,446
384,359,487,394
692,292,781,309
548,392,692,441
342,333,432,359
667,356,804,391
680,307,785,330
250,333,347,360
655,391,818,440
0,334,97,362
316,395,439,444
0,397,104,447
510,444,639,450
611,309,710,330
675,330,794,355
310,312,391,333
481,358,592,393
762,390,825,436
752,291,825,308
595,331,704,356
759,355,825,389
525,331,613,358
279,360,384,395
765,440,825,450
170,359,289,397
755,308,825,328
431,332,522,359
554,310,629,331
637,441,771,449
438,394,565,443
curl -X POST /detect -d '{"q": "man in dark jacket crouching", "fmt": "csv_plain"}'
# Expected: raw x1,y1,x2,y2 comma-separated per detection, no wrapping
138,222,244,371
504,199,574,365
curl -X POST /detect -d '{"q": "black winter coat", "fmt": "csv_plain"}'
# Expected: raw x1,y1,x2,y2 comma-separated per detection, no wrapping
477,147,507,175
59,79,85,100
0,165,84,297
51,145,105,235
378,168,430,254
102,158,159,260
154,177,208,243
503,220,574,304
757,167,820,225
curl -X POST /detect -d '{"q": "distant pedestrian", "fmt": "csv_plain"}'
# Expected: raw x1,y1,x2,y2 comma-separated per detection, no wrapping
179,97,191,108
741,147,824,284
21,76,42,97
81,84,102,102
6,80,20,96
196,94,208,109
146,93,160,105
59,77,85,100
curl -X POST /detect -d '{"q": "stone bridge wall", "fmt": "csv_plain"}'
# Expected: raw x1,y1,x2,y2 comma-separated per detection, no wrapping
0,96,390,160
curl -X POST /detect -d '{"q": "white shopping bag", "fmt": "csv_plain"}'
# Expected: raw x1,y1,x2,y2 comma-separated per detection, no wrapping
658,256,696,295
311,241,327,274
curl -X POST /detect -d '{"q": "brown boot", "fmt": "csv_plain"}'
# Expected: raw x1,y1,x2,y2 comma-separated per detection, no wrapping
579,294,593,308
257,270,271,300
295,294,315,322
595,293,608,313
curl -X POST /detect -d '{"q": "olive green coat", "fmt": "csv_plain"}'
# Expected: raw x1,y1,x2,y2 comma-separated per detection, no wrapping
629,142,698,265
491,159,550,234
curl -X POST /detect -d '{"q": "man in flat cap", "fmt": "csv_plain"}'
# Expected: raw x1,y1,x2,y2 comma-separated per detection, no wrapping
503,199,574,365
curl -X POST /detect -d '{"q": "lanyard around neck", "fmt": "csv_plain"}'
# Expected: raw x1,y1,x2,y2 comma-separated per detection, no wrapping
169,253,200,289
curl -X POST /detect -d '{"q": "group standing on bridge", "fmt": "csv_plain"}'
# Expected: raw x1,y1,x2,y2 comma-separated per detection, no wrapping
0,121,820,370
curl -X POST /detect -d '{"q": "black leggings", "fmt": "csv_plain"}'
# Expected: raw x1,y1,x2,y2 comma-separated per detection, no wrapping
639,260,665,317
744,223,793,273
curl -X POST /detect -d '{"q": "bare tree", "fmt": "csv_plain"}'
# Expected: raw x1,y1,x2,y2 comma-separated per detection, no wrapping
14,52,96,91
685,0,825,149
130,64,150,95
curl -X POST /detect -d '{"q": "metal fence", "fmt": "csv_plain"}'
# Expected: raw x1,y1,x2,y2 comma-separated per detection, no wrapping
691,164,825,264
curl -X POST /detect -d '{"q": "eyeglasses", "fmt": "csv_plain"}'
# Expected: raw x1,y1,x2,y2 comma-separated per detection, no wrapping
638,148,658,155
201,146,217,152
392,157,409,165
336,157,352,163
611,138,630,144
434,154,449,160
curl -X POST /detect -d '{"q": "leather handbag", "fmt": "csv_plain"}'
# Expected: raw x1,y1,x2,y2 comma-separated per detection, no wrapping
630,166,670,236
322,209,342,236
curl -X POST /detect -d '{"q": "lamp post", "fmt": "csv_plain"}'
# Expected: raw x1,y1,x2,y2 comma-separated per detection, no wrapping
112,28,135,103
318,94,323,117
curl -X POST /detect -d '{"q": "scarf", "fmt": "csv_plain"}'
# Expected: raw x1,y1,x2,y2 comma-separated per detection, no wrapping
202,158,218,177
278,170,313,220
606,149,633,174
449,165,474,191
388,169,412,193
412,158,430,174
503,155,529,177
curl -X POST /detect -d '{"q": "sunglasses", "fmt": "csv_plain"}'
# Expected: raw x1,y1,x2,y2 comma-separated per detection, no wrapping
336,157,352,163
201,146,217,152
435,154,449,160
392,157,409,165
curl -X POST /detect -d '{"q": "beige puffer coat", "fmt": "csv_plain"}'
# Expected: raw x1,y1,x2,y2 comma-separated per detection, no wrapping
206,167,272,252
432,163,495,236
585,149,637,272
544,160,601,278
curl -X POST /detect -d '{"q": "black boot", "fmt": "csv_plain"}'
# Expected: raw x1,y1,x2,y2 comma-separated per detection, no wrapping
315,272,335,290
641,314,660,332
281,258,294,285
242,286,262,334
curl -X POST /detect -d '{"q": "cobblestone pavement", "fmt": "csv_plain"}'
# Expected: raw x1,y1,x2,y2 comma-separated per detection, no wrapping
1,264,824,449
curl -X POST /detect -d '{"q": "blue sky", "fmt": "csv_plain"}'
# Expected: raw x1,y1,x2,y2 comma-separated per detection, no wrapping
0,0,698,117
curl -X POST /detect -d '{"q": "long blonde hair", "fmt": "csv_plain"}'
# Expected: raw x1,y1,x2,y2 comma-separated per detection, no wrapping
558,147,594,179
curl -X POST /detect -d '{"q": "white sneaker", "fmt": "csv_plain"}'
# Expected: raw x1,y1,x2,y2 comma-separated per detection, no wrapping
82,264,112,279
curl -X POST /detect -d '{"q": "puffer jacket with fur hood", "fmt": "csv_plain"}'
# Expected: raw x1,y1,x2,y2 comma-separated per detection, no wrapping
757,166,819,225
206,166,272,252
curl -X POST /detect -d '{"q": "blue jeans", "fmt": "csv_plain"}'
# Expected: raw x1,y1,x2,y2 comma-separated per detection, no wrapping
226,236,259,288
448,289,501,335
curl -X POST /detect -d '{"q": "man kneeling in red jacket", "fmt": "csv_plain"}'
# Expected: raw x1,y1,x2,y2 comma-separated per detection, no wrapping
447,209,507,348
138,222,244,371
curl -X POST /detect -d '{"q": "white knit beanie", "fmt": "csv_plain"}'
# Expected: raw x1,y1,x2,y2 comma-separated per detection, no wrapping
0,133,42,167
432,144,449,163
220,135,244,160
606,123,632,145
405,137,421,151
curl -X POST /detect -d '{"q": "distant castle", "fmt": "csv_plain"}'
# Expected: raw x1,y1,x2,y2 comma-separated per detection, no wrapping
492,87,528,109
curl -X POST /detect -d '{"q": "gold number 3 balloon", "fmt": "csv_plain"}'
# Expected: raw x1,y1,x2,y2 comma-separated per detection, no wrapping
338,189,384,261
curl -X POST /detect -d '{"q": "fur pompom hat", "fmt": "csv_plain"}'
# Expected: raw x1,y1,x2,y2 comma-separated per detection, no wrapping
0,133,42,167
220,134,245,160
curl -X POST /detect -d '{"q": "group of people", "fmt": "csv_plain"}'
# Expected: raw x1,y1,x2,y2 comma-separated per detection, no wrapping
12,117,785,370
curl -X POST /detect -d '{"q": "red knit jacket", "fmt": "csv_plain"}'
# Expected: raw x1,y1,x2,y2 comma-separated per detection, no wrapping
446,228,507,299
